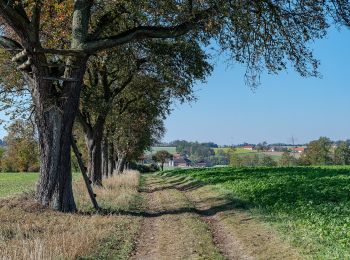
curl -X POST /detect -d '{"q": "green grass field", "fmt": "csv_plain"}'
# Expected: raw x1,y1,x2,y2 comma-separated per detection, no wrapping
214,147,255,154
0,172,38,197
163,166,350,258
214,147,283,162
0,172,82,198
145,146,177,155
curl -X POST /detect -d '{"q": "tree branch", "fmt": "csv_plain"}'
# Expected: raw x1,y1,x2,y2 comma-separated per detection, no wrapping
110,58,146,98
76,110,93,134
31,0,42,42
0,0,31,40
0,36,22,50
82,8,215,52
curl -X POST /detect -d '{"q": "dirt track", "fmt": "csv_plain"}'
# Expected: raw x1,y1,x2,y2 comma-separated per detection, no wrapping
130,174,300,260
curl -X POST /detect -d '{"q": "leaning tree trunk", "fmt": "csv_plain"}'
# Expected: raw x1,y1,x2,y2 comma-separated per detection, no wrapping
35,57,88,212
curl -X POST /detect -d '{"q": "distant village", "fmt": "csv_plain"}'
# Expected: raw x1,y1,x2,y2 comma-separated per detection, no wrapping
140,138,350,169
140,141,309,169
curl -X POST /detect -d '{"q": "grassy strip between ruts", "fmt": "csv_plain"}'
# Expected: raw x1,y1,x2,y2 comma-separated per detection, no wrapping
162,166,350,259
0,171,143,260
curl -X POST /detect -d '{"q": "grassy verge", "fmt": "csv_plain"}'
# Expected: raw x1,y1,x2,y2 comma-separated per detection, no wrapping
0,171,142,260
162,166,350,259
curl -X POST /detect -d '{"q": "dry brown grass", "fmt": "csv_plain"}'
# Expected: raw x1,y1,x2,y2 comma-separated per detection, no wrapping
0,171,142,260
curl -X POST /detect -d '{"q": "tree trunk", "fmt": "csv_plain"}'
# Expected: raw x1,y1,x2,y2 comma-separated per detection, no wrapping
36,57,87,212
77,113,107,186
108,142,115,177
85,130,103,186
116,154,127,174
102,139,109,177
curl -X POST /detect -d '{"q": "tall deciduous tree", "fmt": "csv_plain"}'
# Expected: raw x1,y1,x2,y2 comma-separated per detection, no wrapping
334,141,350,165
0,0,333,211
301,137,333,165
153,150,172,171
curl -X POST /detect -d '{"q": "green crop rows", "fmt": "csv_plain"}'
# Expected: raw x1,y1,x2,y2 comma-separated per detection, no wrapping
164,166,350,259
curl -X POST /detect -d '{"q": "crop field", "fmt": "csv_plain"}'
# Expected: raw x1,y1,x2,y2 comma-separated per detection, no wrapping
163,166,350,258
0,172,38,197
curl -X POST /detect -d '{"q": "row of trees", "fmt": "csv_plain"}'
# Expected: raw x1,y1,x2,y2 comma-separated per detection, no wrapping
0,0,349,212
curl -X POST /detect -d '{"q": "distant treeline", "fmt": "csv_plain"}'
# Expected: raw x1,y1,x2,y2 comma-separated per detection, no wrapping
158,137,350,168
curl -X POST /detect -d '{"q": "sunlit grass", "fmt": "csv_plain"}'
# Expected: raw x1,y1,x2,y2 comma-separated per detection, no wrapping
163,166,350,259
0,172,38,197
0,172,82,198
0,171,142,260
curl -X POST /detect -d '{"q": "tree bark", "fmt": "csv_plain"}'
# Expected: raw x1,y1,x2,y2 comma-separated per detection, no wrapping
85,129,103,186
116,153,127,174
78,115,105,187
102,139,109,177
35,56,88,212
108,142,115,177
35,0,91,212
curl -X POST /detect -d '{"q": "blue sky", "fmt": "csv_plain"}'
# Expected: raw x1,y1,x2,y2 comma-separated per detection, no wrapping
163,27,350,145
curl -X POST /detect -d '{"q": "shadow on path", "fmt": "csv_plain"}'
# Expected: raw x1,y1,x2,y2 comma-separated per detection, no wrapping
84,174,250,218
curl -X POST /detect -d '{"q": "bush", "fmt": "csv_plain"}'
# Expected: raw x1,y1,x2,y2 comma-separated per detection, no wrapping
129,162,160,173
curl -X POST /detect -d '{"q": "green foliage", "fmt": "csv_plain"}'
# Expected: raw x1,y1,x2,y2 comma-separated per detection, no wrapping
301,137,333,165
165,166,350,258
152,150,172,171
334,141,350,165
170,140,216,163
230,153,278,167
1,120,39,172
260,155,277,167
279,151,297,166
229,152,243,167
129,163,160,173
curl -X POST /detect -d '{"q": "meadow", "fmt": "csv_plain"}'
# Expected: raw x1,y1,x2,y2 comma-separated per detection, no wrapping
0,172,38,197
214,147,283,162
0,172,83,198
163,166,350,259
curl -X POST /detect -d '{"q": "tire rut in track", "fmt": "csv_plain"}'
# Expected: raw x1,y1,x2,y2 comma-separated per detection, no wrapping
130,175,223,260
173,174,301,260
